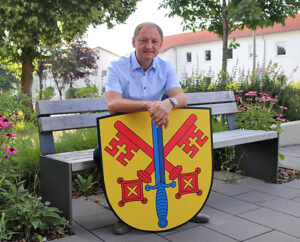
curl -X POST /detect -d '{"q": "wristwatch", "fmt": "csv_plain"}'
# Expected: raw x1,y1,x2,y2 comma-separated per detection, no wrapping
168,97,178,108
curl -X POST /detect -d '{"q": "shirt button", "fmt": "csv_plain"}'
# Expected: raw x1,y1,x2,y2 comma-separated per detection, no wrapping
144,87,146,89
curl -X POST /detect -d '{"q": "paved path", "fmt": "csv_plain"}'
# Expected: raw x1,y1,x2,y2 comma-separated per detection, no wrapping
53,146,300,242
279,145,300,170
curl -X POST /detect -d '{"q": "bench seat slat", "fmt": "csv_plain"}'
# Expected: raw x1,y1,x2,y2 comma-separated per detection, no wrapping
185,91,235,104
38,112,109,132
36,97,107,116
213,129,278,149
44,128,277,172
189,102,238,115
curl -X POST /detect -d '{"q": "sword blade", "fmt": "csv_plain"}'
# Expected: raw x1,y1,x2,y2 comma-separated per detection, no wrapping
152,123,165,184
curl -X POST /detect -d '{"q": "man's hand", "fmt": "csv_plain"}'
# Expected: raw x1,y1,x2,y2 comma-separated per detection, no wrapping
148,99,173,128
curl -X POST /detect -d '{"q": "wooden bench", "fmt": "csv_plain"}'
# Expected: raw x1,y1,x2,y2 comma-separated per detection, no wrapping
36,91,278,228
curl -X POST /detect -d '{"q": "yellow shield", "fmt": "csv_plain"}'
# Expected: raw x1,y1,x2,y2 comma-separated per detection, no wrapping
97,108,213,231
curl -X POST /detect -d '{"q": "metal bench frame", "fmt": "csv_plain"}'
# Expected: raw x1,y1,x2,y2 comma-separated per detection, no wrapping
36,91,278,229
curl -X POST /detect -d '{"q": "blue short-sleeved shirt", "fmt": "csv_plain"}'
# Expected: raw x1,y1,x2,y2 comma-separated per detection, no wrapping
105,52,180,101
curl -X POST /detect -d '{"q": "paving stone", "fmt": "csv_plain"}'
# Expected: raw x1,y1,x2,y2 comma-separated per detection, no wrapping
73,197,117,230
280,179,300,190
157,221,199,236
244,230,300,242
93,225,169,242
164,225,238,242
213,171,246,181
249,196,300,218
52,222,101,242
239,207,300,238
293,196,300,203
206,191,260,215
200,206,271,241
233,191,277,204
211,179,253,196
238,177,300,199
89,193,110,209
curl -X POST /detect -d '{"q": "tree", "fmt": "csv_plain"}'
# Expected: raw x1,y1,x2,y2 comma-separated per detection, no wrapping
0,0,139,108
66,39,99,86
0,65,18,93
229,0,300,73
48,40,98,99
160,0,300,83
160,0,240,82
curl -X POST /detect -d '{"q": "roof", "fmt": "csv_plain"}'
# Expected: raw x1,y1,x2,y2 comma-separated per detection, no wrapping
93,46,120,57
161,13,300,52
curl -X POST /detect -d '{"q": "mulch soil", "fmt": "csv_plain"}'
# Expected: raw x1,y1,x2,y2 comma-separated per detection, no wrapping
277,167,300,184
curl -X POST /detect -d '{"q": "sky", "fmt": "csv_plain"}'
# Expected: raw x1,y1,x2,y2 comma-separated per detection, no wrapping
84,0,186,56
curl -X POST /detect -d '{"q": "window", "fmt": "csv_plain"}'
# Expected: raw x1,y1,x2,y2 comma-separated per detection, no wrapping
205,50,211,61
249,45,258,58
276,42,286,56
186,52,192,62
227,48,233,59
92,70,98,76
101,70,107,77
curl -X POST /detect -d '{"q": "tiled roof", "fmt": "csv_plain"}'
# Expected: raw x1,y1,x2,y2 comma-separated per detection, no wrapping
161,14,300,52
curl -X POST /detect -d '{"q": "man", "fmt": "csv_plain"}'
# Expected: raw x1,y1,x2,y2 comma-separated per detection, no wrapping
94,22,209,235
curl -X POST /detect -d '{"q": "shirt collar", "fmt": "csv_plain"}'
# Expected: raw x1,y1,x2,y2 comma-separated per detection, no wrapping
130,52,157,71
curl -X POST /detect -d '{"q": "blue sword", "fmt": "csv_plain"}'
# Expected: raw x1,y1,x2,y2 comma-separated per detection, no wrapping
145,122,176,228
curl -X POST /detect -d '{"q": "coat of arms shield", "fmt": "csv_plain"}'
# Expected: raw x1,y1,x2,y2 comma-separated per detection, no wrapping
97,108,213,231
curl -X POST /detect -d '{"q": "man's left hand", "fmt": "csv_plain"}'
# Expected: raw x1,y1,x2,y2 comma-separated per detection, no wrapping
148,99,173,128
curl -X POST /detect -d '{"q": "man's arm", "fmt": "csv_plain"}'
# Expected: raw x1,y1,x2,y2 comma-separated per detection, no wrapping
106,91,152,114
149,87,187,128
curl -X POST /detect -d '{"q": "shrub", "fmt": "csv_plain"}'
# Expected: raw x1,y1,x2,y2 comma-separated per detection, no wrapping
234,90,287,131
0,114,69,240
39,86,56,100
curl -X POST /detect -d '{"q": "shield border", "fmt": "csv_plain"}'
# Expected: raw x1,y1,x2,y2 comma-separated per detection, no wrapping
96,107,214,232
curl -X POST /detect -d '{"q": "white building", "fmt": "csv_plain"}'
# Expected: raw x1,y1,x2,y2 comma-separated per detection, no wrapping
33,46,119,99
159,14,300,83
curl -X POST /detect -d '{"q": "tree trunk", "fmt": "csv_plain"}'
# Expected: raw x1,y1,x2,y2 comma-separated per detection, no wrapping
53,78,63,100
252,30,256,81
21,50,33,110
221,0,229,84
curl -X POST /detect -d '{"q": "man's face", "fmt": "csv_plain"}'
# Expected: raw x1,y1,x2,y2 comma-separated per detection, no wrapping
132,25,163,64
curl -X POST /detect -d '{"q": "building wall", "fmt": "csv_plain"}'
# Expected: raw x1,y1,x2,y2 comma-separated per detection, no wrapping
159,30,300,83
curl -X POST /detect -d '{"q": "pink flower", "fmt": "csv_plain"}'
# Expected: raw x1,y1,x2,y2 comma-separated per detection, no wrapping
259,96,268,102
236,89,243,93
1,133,17,138
2,154,8,159
241,106,251,110
279,106,288,110
245,90,257,97
275,113,283,117
267,97,278,102
0,122,8,129
277,117,286,122
235,95,242,103
0,117,13,125
12,113,21,118
5,147,19,158
259,92,268,96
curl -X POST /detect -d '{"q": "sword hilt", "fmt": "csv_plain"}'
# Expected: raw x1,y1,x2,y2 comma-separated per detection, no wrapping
145,181,176,228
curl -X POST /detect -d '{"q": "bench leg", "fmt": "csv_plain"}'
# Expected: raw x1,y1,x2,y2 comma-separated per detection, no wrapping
40,156,73,230
234,138,278,183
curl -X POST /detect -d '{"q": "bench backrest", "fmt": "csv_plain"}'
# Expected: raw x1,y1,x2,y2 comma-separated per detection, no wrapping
36,91,237,155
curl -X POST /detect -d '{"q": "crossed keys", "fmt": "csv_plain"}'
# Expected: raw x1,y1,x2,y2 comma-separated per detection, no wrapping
104,114,209,205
